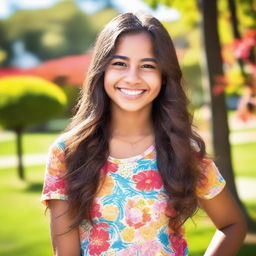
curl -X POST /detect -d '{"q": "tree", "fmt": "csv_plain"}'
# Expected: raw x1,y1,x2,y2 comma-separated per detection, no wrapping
143,0,255,230
0,76,67,180
199,0,255,230
1,1,96,63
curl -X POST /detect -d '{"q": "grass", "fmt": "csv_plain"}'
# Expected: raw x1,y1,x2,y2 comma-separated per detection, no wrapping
232,142,256,178
0,132,58,156
0,165,52,256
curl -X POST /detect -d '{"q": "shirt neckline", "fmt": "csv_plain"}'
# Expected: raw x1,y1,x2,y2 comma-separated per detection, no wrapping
108,144,155,163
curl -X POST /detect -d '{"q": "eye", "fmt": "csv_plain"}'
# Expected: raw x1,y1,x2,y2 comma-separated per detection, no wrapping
141,64,155,69
112,61,126,67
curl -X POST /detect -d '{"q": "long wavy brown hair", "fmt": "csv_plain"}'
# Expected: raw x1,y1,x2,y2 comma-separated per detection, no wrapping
64,13,206,235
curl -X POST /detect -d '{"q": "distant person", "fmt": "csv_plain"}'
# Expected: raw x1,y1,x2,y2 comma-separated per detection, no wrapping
41,13,246,256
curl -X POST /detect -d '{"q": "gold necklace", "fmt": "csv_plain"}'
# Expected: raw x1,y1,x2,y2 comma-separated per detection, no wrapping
114,134,152,146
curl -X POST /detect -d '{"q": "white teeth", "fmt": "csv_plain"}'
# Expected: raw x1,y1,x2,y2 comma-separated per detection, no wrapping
119,88,144,95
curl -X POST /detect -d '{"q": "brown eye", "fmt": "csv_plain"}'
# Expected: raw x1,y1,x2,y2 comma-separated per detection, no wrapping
142,64,155,69
112,62,126,67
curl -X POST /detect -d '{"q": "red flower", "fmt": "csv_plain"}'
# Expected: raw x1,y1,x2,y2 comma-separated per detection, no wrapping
43,175,66,195
88,227,110,255
101,161,118,176
170,235,187,256
132,170,163,191
91,202,102,218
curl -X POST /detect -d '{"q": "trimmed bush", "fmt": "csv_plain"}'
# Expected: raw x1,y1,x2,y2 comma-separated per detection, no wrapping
0,75,67,179
0,75,67,128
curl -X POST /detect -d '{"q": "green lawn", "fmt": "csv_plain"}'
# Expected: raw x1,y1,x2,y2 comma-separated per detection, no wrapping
0,132,58,155
232,142,256,177
0,165,52,256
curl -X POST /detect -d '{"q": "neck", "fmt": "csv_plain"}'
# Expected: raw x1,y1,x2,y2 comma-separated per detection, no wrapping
110,106,154,138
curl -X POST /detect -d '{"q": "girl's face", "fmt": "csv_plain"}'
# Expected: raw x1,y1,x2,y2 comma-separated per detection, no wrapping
104,32,162,114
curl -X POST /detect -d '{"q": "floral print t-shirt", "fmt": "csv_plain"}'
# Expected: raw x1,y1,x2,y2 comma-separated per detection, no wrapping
41,136,226,256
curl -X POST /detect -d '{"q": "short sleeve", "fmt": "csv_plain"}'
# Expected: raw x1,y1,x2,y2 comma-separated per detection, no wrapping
196,159,226,199
41,138,68,206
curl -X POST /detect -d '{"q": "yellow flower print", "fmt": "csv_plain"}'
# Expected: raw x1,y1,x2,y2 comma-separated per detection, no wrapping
121,227,135,242
157,250,170,256
139,225,157,240
144,151,154,159
150,213,168,230
102,204,119,221
136,199,147,209
147,199,155,205
97,176,114,197
118,162,137,177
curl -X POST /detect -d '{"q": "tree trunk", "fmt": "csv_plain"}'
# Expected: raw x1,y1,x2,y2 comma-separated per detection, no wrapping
15,127,24,180
199,0,255,231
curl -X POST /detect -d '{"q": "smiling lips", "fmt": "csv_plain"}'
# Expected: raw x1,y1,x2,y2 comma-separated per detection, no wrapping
117,88,146,99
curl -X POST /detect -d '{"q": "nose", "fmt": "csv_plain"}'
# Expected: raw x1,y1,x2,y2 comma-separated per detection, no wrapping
123,66,141,85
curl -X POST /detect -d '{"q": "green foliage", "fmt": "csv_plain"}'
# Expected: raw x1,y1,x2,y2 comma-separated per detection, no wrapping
145,0,200,28
0,76,67,129
90,8,119,33
3,1,96,61
61,84,80,116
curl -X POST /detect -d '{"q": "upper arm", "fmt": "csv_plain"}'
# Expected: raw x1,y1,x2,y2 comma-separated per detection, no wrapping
198,187,246,230
49,200,80,256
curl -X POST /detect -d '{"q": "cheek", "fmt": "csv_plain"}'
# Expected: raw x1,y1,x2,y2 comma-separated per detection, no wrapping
150,75,162,95
103,71,113,94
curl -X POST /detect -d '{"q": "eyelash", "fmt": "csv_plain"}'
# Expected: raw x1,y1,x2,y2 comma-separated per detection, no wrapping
111,62,155,69
112,62,126,66
141,64,155,69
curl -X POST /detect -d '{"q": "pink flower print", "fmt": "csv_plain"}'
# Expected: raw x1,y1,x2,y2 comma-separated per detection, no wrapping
101,161,118,176
43,174,66,195
88,224,110,255
132,170,163,191
91,201,102,218
126,208,144,228
170,235,188,256
94,222,109,229
125,197,151,229
153,200,167,213
117,244,139,256
141,240,162,255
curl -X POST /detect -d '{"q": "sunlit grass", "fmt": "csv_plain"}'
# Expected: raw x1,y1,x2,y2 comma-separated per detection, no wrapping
232,143,256,178
0,165,52,256
0,132,58,156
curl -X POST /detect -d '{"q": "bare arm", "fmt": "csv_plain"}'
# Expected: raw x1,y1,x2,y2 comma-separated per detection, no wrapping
48,200,80,256
199,187,247,256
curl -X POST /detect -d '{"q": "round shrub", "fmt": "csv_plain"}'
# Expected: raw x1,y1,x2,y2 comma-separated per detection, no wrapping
0,75,67,129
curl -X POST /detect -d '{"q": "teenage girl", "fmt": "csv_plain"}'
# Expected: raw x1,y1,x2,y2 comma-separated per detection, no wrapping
42,13,247,256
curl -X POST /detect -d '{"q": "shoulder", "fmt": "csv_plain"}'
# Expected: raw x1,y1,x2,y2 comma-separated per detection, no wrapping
46,131,74,176
48,129,76,154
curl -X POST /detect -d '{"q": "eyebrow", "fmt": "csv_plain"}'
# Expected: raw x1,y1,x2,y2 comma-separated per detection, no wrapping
112,55,157,63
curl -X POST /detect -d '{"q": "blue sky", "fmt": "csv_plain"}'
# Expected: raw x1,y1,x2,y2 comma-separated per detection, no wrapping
0,0,180,21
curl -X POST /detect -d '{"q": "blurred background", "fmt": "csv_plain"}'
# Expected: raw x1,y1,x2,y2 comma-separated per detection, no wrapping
0,0,255,255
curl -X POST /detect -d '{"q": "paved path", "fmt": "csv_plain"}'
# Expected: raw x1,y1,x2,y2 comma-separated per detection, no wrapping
0,153,47,168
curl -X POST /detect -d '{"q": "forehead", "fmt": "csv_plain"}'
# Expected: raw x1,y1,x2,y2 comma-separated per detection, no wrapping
114,32,155,57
